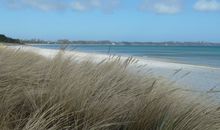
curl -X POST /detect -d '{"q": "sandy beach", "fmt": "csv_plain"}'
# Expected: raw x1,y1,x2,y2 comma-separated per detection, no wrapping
10,45,220,93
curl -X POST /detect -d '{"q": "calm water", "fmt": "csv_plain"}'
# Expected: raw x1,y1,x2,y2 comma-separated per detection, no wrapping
32,44,220,68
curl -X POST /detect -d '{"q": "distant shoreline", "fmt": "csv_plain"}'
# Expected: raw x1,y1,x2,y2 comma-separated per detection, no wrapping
24,41,220,46
26,43,220,47
1,34,220,46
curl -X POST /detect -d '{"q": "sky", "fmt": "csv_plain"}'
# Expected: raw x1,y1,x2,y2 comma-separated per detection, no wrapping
0,0,220,42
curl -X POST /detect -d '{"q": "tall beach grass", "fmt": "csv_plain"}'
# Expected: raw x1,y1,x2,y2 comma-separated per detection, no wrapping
0,47,220,130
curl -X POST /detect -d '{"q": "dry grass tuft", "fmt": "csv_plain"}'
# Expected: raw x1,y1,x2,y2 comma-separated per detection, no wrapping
0,48,220,130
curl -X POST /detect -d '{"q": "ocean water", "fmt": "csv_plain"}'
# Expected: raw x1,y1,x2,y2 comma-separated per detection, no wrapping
32,44,220,68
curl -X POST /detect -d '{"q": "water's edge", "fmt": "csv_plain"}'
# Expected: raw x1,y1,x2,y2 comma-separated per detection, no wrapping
31,44,220,68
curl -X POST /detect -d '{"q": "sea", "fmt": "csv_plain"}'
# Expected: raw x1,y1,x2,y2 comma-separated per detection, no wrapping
32,44,220,68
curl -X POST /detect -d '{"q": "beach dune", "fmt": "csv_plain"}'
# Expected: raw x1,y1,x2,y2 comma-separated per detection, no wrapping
1,46,220,130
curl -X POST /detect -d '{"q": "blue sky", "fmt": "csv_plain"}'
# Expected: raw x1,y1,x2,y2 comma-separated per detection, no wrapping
0,0,220,42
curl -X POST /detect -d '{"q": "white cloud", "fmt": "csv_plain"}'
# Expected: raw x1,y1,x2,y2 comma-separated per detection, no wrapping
5,0,220,13
70,1,87,11
70,0,120,12
140,0,182,14
194,0,220,11
3,0,121,12
21,0,66,11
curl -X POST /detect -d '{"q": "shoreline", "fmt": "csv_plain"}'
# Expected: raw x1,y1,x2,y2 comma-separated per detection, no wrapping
9,45,220,93
15,45,220,70
136,56,220,70
30,44,220,69
28,46,220,70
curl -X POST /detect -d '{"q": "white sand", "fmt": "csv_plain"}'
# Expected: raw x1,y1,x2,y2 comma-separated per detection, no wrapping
9,46,220,93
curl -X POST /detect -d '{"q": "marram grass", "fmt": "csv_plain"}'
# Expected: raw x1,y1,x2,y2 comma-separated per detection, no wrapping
0,48,220,130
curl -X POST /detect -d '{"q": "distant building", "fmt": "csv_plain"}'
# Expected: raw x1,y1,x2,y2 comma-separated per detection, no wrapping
57,39,71,44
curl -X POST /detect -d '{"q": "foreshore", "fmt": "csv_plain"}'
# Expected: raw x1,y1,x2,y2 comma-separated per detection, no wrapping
10,45,220,93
